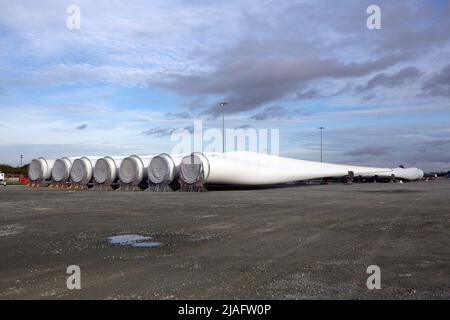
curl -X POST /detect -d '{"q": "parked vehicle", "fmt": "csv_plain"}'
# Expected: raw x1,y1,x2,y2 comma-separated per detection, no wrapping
0,172,6,186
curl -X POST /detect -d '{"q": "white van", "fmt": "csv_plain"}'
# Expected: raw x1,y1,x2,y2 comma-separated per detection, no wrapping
0,172,6,186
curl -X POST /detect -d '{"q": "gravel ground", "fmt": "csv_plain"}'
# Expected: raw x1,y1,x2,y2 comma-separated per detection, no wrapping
0,180,449,299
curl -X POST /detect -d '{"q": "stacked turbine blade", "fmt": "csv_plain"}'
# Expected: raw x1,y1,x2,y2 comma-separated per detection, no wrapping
27,152,424,189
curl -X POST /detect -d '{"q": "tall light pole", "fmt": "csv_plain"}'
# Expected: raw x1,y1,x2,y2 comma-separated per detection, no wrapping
219,102,228,153
318,127,325,162
20,154,23,167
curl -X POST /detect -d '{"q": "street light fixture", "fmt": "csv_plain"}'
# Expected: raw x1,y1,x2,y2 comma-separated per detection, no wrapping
318,127,325,162
219,102,228,153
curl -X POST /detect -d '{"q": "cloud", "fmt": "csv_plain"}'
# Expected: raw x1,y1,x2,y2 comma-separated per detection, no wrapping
295,89,319,100
1,0,449,172
160,53,406,115
76,124,88,130
422,64,450,97
416,139,450,148
293,108,313,116
328,124,450,171
378,7,450,55
165,111,192,119
142,128,175,137
186,97,209,110
358,66,422,91
27,64,155,87
345,146,392,157
151,1,450,115
3,0,450,112
250,106,289,121
142,125,194,137
235,124,251,129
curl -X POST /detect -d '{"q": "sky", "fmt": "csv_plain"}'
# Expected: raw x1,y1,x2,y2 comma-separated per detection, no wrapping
0,0,449,171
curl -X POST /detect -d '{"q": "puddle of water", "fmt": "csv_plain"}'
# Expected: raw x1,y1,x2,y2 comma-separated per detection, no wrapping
129,242,161,248
108,234,161,248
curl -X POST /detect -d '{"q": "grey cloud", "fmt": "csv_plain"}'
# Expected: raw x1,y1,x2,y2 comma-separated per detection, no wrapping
331,85,352,97
359,66,422,91
142,128,172,137
153,1,450,115
380,28,450,54
287,122,450,171
76,124,88,130
416,139,450,149
161,53,404,115
186,97,208,110
360,93,376,102
403,147,450,166
293,108,313,116
379,13,450,55
142,125,194,137
235,124,252,129
165,111,192,119
345,146,392,157
250,106,289,121
422,64,450,97
328,124,450,170
295,89,319,100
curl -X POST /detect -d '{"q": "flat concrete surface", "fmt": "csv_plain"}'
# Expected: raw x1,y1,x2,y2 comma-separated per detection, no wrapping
0,180,449,299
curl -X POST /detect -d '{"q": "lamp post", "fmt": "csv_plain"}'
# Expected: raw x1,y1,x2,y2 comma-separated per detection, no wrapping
318,127,325,162
20,154,23,167
219,102,228,153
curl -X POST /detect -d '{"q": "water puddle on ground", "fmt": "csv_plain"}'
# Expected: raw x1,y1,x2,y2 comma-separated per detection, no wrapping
108,234,161,248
